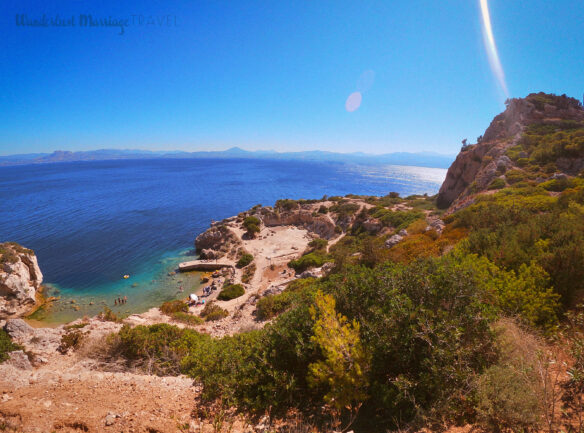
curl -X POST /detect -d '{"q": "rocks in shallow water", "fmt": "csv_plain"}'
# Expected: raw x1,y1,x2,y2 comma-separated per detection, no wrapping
6,350,32,370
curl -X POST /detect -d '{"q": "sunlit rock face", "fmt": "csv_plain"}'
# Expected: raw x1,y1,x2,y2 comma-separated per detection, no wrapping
437,93,584,210
0,243,43,319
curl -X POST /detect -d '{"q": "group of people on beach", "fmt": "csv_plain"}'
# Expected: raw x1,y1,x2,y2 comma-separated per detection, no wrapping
114,296,127,306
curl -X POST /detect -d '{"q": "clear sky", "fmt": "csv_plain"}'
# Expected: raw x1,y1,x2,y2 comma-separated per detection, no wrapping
1,0,583,156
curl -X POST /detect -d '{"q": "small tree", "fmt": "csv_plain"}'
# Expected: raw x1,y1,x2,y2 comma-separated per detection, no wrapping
308,291,370,421
243,216,261,238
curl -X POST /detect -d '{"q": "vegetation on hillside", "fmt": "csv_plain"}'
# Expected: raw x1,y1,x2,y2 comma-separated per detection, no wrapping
104,95,584,432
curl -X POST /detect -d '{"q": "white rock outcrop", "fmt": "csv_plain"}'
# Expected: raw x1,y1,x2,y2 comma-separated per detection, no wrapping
0,243,43,319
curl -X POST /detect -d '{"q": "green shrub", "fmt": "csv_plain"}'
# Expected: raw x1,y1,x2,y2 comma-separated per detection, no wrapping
288,251,330,273
488,177,506,190
200,302,229,321
160,299,188,315
330,202,360,217
476,364,540,431
108,324,203,375
506,169,527,184
99,306,122,323
371,208,424,230
241,263,256,284
58,328,88,354
243,216,261,237
318,205,328,214
171,311,203,326
218,284,245,301
236,253,254,268
0,329,21,363
307,238,328,251
255,281,316,320
275,199,299,211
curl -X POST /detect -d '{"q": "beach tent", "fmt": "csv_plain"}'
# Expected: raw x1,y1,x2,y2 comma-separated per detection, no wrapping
189,293,199,302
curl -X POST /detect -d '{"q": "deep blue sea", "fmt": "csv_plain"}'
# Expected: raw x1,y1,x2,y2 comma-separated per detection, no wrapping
0,158,446,323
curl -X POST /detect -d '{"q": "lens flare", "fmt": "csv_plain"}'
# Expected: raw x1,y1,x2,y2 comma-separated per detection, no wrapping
480,0,508,97
345,91,362,112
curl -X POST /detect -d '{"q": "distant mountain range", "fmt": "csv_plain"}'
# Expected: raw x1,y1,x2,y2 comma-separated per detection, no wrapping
0,147,455,169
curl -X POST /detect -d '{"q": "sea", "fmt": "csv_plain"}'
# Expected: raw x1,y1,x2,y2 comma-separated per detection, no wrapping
0,158,447,323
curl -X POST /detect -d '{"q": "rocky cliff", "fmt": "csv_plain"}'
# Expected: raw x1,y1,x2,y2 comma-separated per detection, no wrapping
0,243,43,319
437,93,584,210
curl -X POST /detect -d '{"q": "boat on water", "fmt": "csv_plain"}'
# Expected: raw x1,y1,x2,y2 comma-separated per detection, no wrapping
123,274,130,279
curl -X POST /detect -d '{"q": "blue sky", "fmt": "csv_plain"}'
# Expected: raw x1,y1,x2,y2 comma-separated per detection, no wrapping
0,0,583,156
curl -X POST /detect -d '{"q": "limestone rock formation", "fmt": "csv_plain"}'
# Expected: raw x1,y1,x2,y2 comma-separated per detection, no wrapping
0,243,43,319
194,225,239,259
437,93,584,210
260,209,336,239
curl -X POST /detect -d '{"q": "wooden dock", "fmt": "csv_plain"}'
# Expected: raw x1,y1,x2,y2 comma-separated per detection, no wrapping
178,260,233,272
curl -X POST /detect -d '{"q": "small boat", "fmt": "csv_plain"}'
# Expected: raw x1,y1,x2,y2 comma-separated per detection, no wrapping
123,275,130,279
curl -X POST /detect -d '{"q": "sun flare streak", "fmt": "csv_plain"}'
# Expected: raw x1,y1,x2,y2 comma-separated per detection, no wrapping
480,0,508,97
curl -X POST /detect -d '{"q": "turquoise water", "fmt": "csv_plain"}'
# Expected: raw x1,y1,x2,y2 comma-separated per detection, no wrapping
30,249,204,324
0,158,447,323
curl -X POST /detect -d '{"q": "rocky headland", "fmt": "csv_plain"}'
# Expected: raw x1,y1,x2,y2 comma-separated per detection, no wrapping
3,92,584,432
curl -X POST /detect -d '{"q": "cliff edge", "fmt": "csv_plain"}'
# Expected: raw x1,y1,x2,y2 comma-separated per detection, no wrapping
0,242,43,319
437,93,584,210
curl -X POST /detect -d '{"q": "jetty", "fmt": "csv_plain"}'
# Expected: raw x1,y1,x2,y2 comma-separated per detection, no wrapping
178,260,233,272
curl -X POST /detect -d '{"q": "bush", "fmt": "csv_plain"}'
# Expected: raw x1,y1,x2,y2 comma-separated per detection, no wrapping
99,306,122,323
255,280,316,320
307,238,328,252
0,328,21,363
160,300,188,315
318,205,328,214
243,216,261,237
108,324,203,375
476,365,540,431
200,302,229,321
171,311,203,326
288,251,330,273
488,177,506,190
58,327,88,354
275,199,299,211
218,284,245,301
372,208,424,230
236,253,254,268
241,263,256,284
330,202,360,217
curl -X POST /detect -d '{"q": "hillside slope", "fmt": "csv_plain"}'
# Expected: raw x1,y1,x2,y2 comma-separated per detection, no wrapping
437,93,584,210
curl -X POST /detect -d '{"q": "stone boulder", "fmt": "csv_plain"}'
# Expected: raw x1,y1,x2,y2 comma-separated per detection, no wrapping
194,225,239,259
5,350,32,371
361,218,382,234
0,243,43,319
385,234,404,249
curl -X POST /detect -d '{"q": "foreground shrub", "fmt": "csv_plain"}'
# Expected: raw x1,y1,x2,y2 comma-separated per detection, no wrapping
218,284,245,301
308,291,370,411
108,324,207,375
